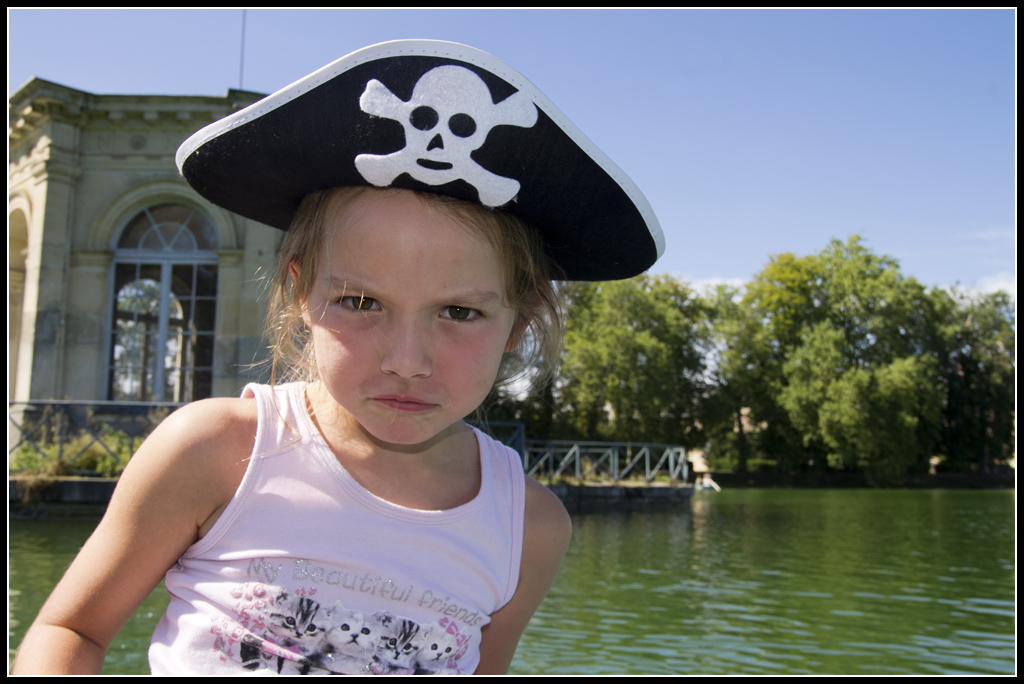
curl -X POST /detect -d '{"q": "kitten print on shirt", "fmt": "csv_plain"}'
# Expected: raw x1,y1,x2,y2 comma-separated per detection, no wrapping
210,557,479,675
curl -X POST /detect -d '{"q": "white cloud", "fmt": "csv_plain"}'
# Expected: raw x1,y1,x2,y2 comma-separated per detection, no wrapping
674,275,747,296
938,271,1016,302
976,271,1016,298
953,226,1015,243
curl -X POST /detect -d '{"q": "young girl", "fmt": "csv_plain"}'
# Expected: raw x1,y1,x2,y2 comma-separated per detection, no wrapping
13,40,663,675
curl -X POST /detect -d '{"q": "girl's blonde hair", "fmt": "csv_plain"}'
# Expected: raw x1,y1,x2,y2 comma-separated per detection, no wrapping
265,186,565,400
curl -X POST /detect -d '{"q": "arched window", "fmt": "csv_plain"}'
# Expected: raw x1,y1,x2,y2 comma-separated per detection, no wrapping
109,204,219,402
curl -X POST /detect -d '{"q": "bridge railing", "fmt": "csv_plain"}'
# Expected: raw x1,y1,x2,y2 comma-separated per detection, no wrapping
524,440,688,484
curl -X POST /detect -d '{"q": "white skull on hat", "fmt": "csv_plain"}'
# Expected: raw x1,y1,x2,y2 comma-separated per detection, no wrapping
354,65,538,207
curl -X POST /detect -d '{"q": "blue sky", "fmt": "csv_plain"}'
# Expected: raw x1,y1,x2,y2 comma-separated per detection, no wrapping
9,9,1016,297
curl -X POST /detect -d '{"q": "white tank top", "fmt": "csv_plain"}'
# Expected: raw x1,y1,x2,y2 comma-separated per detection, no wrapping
149,382,525,674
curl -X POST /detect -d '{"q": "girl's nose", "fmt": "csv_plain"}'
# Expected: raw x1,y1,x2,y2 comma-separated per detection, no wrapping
379,321,433,378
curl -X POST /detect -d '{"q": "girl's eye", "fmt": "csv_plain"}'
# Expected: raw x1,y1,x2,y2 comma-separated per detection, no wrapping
340,295,378,311
441,306,478,321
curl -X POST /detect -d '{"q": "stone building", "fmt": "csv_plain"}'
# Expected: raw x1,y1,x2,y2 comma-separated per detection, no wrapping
9,78,281,404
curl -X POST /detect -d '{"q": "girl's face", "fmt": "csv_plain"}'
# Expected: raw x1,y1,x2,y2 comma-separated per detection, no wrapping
298,189,519,449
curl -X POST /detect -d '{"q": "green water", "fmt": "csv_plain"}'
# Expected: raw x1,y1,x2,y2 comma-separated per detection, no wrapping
9,489,1015,675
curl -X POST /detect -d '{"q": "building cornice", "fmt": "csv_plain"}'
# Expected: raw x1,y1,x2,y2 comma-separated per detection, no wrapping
9,78,264,143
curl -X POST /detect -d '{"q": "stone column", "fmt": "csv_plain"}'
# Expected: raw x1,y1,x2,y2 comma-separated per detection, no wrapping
213,248,245,397
20,117,82,401
64,250,114,400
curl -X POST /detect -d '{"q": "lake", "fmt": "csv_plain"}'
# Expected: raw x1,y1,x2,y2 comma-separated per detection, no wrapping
8,488,1015,675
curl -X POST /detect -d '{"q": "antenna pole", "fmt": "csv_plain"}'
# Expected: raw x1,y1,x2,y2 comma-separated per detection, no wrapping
238,9,247,90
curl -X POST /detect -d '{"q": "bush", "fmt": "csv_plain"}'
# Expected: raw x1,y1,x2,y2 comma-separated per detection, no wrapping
9,429,136,478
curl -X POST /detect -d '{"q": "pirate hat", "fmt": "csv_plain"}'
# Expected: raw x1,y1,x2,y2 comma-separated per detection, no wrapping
177,39,664,281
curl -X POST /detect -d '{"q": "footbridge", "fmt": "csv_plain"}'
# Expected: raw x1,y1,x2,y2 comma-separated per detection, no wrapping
481,422,689,485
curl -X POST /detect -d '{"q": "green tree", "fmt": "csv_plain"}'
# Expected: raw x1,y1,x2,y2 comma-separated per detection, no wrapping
558,275,709,446
709,236,948,484
932,288,1016,473
706,253,828,473
817,355,942,485
703,284,788,473
776,237,943,484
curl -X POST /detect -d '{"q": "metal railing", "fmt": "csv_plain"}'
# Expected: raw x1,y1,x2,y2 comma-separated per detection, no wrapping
524,440,688,484
10,404,689,485
8,400,182,474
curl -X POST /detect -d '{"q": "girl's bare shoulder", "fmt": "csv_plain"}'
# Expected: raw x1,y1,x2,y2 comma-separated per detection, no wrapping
523,476,572,553
121,397,259,536
152,396,259,460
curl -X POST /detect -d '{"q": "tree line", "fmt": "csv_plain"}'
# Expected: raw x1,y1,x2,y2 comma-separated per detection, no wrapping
489,236,1015,486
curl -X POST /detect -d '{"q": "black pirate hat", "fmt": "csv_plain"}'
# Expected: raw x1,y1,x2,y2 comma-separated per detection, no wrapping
177,39,664,281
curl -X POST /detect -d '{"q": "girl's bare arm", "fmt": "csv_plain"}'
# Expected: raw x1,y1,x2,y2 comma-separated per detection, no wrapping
12,399,254,674
475,477,572,674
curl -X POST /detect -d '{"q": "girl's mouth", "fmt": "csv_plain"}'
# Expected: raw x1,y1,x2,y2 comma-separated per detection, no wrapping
372,395,437,413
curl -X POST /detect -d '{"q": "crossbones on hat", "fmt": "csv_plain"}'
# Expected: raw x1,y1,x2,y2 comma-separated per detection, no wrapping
177,39,664,281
